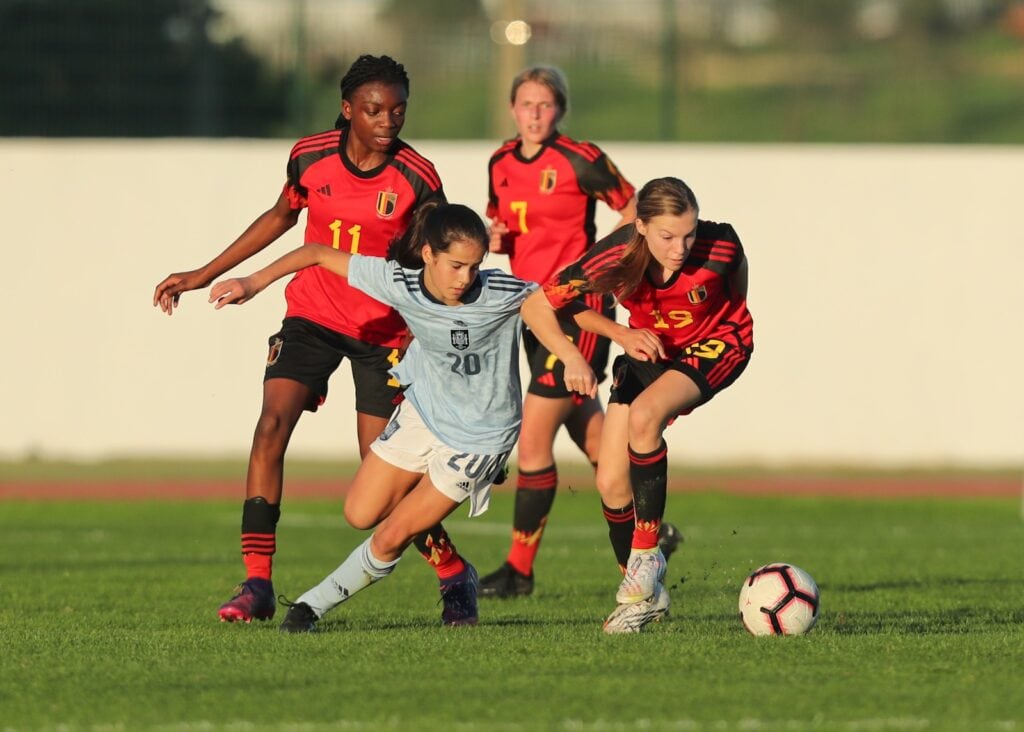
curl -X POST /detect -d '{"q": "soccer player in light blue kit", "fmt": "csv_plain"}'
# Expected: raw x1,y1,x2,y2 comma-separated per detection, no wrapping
209,202,600,632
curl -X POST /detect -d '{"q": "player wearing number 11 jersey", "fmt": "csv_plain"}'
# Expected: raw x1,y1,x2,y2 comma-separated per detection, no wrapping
282,123,442,347
153,55,459,626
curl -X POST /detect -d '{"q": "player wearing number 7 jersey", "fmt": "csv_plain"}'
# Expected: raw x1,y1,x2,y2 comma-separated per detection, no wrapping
152,55,464,626
208,202,597,632
542,177,753,633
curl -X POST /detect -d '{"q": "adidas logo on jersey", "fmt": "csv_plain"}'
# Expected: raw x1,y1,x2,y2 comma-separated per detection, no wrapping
316,184,332,196
499,178,509,187
536,372,557,387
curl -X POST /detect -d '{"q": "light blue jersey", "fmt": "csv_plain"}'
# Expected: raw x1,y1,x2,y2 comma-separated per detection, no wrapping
348,255,538,454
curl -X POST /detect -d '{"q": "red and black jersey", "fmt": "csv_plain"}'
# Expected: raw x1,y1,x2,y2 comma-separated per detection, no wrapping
281,128,445,348
544,220,754,359
486,132,634,284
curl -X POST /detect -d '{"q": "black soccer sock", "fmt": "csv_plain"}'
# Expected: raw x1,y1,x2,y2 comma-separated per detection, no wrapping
506,465,557,575
602,500,635,570
628,441,668,550
240,496,281,580
512,465,558,533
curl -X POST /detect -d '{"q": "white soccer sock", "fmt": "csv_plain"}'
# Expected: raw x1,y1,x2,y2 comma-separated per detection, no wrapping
297,536,400,618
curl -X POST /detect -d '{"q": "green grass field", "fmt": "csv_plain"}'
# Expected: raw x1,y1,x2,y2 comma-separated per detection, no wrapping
2,491,1021,731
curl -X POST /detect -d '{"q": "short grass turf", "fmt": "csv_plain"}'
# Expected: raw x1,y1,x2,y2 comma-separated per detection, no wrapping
1,492,1021,731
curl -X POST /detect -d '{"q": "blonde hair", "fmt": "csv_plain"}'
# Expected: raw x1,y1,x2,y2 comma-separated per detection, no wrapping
509,66,569,123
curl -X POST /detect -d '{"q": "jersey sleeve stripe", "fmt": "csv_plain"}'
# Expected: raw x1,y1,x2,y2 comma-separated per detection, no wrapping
582,245,628,276
486,272,527,285
291,131,341,157
554,135,601,162
395,149,442,190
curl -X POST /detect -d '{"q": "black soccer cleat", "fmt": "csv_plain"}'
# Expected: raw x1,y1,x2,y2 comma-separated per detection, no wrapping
440,562,479,626
218,578,276,623
478,562,534,599
278,598,319,633
657,522,684,562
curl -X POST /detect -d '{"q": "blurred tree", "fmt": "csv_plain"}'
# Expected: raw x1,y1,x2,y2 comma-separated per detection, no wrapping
0,0,286,136
375,0,492,138
379,0,488,25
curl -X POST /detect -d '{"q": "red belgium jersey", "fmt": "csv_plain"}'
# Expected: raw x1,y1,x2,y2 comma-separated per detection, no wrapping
281,128,444,348
486,133,634,284
544,221,754,359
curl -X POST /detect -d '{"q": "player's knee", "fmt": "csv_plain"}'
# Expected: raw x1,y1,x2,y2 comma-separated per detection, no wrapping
343,502,379,531
581,433,602,464
250,414,292,461
594,469,630,506
626,404,665,447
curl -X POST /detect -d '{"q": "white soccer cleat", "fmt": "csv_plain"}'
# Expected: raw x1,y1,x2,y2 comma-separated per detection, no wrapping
602,583,671,635
615,548,667,604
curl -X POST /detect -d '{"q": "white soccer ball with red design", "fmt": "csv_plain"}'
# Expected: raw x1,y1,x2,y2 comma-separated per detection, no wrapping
738,563,820,636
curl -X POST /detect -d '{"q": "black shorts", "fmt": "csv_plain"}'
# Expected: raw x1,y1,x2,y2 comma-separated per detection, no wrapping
523,292,613,399
264,317,402,417
609,330,751,416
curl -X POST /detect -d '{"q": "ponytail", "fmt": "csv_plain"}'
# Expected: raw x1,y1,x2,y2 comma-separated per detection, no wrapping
387,202,488,270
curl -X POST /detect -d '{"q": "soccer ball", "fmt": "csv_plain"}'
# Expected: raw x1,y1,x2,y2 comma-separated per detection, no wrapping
738,563,820,636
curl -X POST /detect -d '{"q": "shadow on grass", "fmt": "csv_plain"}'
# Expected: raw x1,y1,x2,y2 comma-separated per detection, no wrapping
827,606,1024,635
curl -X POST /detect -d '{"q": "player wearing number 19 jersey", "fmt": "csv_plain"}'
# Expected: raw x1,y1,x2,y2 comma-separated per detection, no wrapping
541,177,752,632
545,219,753,413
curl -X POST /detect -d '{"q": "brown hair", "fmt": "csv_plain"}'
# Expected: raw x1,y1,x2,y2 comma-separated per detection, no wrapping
589,177,699,299
509,66,569,123
387,201,488,269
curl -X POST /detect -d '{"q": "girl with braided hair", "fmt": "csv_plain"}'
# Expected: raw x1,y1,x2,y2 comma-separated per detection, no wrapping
153,55,471,626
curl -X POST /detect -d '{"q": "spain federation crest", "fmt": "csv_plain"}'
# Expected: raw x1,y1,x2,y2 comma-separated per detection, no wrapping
450,329,470,351
376,190,398,218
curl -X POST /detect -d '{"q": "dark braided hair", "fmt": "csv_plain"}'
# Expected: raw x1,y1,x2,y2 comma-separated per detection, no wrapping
334,55,410,129
387,201,488,270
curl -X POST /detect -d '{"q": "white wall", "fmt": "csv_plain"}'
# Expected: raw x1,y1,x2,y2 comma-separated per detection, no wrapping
2,139,1021,467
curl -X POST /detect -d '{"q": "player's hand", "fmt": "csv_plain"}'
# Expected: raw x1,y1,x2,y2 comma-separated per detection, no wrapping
488,218,510,253
153,270,210,315
619,328,666,362
562,355,598,399
209,276,258,309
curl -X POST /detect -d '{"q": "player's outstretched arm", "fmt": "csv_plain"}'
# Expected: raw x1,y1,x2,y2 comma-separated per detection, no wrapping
520,291,597,398
560,304,665,363
153,193,299,315
209,244,352,309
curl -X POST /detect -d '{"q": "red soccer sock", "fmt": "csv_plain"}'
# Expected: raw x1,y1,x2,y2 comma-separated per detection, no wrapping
505,466,558,576
243,550,273,580
631,519,662,551
414,526,467,580
506,516,548,577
